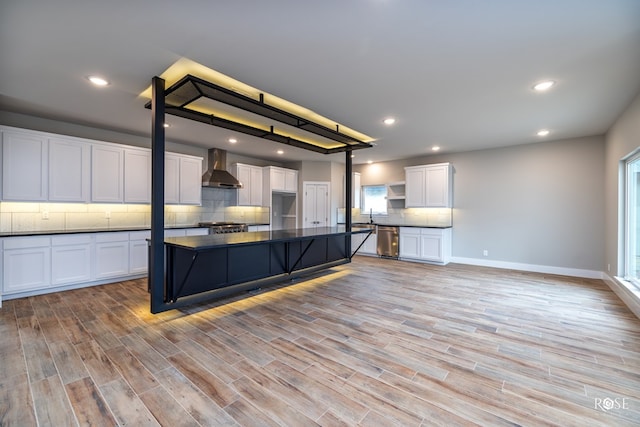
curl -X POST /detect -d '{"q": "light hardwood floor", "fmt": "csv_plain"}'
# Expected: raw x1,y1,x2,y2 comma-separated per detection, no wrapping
1,256,639,426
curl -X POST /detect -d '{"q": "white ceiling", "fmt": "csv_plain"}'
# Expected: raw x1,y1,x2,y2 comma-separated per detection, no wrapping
1,0,639,164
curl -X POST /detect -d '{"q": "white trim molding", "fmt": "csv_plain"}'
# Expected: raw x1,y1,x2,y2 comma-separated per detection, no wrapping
451,256,603,279
603,274,640,320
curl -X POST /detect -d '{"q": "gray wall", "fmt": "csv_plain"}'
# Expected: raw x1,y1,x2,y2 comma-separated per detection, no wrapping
605,91,640,275
357,136,605,271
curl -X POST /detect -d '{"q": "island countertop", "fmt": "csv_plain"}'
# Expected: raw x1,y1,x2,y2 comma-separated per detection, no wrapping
164,226,372,250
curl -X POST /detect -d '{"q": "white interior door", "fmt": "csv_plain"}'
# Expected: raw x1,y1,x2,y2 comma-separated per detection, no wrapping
303,182,330,228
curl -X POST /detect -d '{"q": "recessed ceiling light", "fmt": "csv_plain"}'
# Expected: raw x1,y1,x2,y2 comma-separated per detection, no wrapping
87,75,110,87
350,154,355,158
533,80,555,92
367,160,373,164
383,117,396,125
228,138,237,143
537,129,550,137
432,146,441,151
163,123,170,128
277,150,284,155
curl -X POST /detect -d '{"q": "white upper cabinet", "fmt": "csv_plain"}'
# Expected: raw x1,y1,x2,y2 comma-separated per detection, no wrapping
124,148,151,203
235,163,263,206
404,167,426,207
265,166,298,193
178,156,202,205
91,144,124,203
1,129,48,201
165,153,180,204
0,125,201,205
165,153,202,205
49,137,90,202
404,163,452,208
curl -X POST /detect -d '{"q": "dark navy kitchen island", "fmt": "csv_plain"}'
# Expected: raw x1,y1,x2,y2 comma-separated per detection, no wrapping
154,227,371,313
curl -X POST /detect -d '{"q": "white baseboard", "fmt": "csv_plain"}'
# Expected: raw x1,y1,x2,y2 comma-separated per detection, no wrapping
602,274,640,319
450,256,603,279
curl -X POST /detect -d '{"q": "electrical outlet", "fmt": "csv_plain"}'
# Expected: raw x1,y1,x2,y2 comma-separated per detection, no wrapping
483,249,488,257
607,263,611,272
105,211,111,219
42,211,49,220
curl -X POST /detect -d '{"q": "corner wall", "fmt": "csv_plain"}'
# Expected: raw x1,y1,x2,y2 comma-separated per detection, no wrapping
603,91,640,316
604,91,640,276
357,135,606,276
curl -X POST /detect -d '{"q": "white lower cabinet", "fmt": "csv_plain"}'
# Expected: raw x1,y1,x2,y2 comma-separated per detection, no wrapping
352,231,377,256
95,232,130,279
129,231,151,274
399,229,421,259
51,235,92,285
399,227,451,265
0,228,213,300
2,237,51,294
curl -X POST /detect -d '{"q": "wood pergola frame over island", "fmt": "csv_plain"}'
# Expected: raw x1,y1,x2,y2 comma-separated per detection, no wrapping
148,76,372,313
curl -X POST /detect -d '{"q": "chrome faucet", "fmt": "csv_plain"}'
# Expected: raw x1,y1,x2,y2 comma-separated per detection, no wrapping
369,208,374,224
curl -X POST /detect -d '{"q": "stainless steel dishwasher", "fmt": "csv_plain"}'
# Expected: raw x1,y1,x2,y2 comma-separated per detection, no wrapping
377,226,399,258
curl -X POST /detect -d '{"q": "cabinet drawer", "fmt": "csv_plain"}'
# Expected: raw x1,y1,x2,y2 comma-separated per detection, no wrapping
51,234,92,246
95,232,129,243
129,230,151,240
399,227,420,235
3,236,51,250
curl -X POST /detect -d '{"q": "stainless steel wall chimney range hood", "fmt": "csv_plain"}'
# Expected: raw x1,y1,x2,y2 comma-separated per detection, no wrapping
202,148,242,188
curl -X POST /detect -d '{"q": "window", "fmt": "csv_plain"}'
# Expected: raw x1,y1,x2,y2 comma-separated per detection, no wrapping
362,185,387,215
624,151,640,287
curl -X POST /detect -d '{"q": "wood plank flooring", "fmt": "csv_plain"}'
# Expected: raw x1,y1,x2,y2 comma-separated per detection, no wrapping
1,256,639,426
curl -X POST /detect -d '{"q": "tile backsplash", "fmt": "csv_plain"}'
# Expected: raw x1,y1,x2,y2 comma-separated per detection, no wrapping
0,187,269,233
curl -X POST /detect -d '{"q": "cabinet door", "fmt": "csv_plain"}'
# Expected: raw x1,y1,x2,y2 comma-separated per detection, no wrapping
425,165,450,207
404,167,426,207
419,232,443,262
51,235,92,285
236,164,252,206
95,234,129,279
129,240,148,274
179,156,202,205
92,144,124,202
236,164,262,206
399,228,420,259
165,154,180,204
271,167,286,191
2,237,51,294
361,233,377,254
49,138,90,202
2,130,48,201
250,166,263,205
124,148,151,203
284,169,297,192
